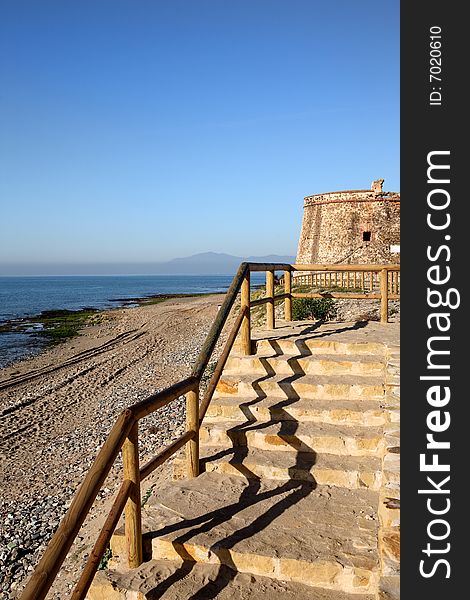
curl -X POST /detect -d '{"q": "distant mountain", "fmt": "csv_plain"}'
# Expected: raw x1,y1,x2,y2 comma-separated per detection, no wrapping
245,254,297,264
153,252,296,274
0,252,296,276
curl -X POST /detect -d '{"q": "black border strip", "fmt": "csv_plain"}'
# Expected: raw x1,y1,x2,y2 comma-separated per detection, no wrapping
401,2,465,597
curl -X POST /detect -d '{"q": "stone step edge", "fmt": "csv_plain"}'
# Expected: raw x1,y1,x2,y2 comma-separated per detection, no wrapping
215,378,386,401
89,559,378,600
216,373,386,386
150,537,379,594
202,461,381,490
252,339,389,356
108,533,379,594
172,448,382,489
200,421,384,457
205,396,388,426
228,352,387,363
224,355,387,373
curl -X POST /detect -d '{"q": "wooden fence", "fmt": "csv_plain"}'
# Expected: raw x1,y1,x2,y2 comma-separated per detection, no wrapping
20,262,400,600
290,269,400,295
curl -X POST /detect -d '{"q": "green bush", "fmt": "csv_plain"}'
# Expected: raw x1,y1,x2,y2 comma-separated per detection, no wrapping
292,297,337,321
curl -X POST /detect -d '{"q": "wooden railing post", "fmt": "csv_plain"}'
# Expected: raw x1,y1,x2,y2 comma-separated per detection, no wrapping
122,421,143,568
284,268,292,321
186,386,199,477
266,268,275,329
240,269,252,355
380,269,389,324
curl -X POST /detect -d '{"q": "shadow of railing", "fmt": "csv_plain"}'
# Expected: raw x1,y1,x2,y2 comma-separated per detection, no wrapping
260,320,369,347
146,344,318,598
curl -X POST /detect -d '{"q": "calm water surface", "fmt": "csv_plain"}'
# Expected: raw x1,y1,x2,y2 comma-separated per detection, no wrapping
0,274,264,368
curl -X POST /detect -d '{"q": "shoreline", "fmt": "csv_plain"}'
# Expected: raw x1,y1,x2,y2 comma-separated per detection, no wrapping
0,290,224,371
0,289,223,329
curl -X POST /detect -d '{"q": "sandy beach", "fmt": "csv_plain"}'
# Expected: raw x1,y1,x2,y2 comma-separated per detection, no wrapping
0,294,230,599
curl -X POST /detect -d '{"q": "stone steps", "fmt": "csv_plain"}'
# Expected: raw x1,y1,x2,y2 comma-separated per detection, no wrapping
200,420,384,457
172,446,382,489
253,338,388,357
90,323,399,599
224,353,386,377
110,473,380,595
89,558,376,600
215,373,385,401
205,396,388,427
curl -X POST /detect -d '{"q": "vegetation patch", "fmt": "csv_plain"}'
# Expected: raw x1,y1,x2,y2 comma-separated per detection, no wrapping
139,297,167,306
0,308,104,343
34,309,100,343
98,546,112,570
141,484,156,507
292,297,337,321
248,284,338,325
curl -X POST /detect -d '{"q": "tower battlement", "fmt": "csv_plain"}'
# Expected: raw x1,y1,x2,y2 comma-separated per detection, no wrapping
296,179,400,266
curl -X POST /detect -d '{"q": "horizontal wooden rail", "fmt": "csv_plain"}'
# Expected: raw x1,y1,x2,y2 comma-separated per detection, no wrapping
191,262,248,381
20,409,136,600
199,308,246,423
291,263,400,272
250,293,288,307
292,292,400,301
140,430,195,481
246,263,291,271
131,377,198,420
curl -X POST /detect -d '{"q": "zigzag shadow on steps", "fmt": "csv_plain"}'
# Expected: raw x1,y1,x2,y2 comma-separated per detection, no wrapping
259,320,369,352
146,350,317,599
203,344,319,469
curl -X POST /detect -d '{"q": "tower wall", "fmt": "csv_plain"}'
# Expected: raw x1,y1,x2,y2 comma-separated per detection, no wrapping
296,185,400,266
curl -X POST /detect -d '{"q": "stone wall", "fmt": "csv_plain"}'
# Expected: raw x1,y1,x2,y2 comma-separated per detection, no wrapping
296,181,400,266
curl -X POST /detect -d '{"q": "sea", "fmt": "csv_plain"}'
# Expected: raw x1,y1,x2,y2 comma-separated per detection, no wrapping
0,274,265,369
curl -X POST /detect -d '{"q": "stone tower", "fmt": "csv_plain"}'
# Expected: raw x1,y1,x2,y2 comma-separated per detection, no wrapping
295,179,400,265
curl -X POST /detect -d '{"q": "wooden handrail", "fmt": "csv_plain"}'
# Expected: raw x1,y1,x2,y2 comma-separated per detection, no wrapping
247,263,291,271
20,408,136,600
251,293,288,307
140,430,195,481
71,479,132,600
20,261,400,600
292,292,400,300
191,262,248,381
291,263,400,272
131,377,198,420
199,308,246,423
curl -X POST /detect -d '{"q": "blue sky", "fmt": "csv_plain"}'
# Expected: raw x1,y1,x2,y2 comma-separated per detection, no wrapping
0,0,399,273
